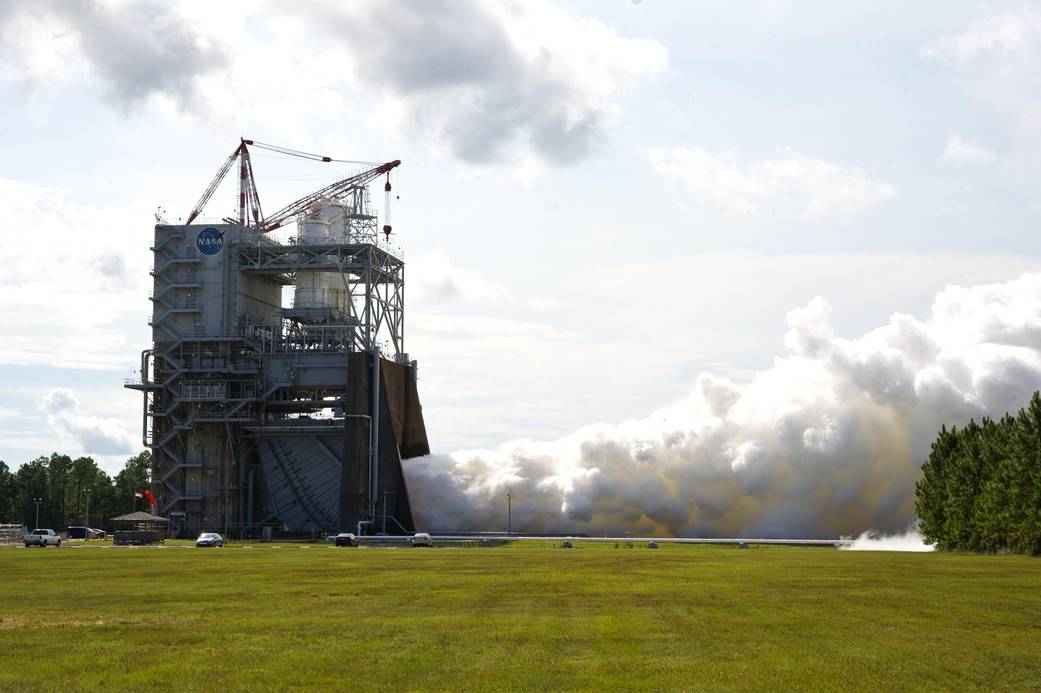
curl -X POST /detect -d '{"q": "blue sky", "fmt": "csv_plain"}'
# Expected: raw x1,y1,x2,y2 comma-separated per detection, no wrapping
1,0,1039,480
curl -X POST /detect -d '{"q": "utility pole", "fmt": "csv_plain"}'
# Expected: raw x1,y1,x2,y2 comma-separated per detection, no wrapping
507,492,512,535
33,497,42,529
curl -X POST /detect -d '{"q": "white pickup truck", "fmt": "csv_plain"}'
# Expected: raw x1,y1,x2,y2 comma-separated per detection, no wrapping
24,529,62,547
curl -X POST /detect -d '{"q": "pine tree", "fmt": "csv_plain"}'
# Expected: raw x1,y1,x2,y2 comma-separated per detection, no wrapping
917,392,1041,555
14,457,49,528
916,425,959,549
943,420,987,550
1018,393,1041,554
974,415,1015,552
0,461,14,523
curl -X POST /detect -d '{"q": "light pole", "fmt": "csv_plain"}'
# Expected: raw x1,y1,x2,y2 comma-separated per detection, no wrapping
507,492,512,535
33,497,42,529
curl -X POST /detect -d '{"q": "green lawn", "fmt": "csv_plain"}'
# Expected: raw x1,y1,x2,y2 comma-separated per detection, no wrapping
1,543,1039,691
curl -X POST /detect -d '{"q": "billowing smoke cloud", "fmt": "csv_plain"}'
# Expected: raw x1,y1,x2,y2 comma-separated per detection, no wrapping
298,0,667,165
39,388,137,455
406,272,1041,538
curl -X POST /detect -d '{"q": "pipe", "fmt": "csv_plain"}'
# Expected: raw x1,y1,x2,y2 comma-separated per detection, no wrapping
224,422,234,538
246,465,256,528
139,349,153,446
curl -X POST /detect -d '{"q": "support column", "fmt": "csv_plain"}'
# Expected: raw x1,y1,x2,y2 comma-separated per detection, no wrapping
340,353,371,531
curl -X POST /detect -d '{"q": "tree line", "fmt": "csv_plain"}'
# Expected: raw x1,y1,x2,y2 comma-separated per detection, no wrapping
916,392,1041,555
0,451,152,530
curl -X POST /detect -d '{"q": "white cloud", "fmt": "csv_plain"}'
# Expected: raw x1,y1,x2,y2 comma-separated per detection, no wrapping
942,134,996,165
410,252,512,304
407,271,1041,538
0,407,26,420
924,12,1039,63
0,178,151,369
295,0,667,167
39,387,138,455
923,10,1041,149
0,1,666,169
527,298,562,311
642,146,895,220
0,0,227,109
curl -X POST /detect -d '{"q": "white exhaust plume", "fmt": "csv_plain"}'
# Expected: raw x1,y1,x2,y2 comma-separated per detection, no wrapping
841,528,934,552
406,272,1041,538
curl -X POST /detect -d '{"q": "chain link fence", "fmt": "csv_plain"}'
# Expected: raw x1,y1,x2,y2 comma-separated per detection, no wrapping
0,524,26,544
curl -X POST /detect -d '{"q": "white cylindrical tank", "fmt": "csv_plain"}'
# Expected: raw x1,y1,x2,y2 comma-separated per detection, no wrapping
294,200,348,314
318,200,346,242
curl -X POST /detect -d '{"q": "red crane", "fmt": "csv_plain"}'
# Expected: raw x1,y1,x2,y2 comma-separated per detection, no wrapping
184,138,262,227
184,139,400,235
260,159,400,234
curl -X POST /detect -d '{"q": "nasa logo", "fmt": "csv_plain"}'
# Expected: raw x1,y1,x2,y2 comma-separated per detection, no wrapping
197,227,224,256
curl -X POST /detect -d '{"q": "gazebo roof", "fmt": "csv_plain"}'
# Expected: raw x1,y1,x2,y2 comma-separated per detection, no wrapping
110,511,169,523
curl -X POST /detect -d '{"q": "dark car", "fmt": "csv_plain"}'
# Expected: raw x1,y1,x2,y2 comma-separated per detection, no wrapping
69,526,106,540
334,532,358,547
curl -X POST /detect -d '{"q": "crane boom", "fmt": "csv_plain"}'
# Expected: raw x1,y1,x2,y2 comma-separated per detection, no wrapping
260,160,401,233
185,140,251,226
183,139,398,234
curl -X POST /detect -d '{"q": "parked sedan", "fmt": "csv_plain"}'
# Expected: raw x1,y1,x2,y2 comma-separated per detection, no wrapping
410,532,434,547
195,532,224,547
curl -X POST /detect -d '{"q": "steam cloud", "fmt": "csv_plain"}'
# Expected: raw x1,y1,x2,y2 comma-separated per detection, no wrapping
406,272,1041,538
841,527,935,552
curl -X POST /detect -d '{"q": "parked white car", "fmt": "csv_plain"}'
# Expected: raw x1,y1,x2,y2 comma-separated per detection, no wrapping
24,529,61,547
410,532,433,547
195,532,224,547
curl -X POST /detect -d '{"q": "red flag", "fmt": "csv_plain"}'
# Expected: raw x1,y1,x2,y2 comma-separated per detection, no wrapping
143,490,157,512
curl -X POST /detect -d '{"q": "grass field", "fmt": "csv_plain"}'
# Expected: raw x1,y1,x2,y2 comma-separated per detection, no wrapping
2,542,1040,691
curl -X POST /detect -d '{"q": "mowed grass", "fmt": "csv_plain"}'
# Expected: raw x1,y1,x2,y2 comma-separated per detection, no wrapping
1,543,1040,691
